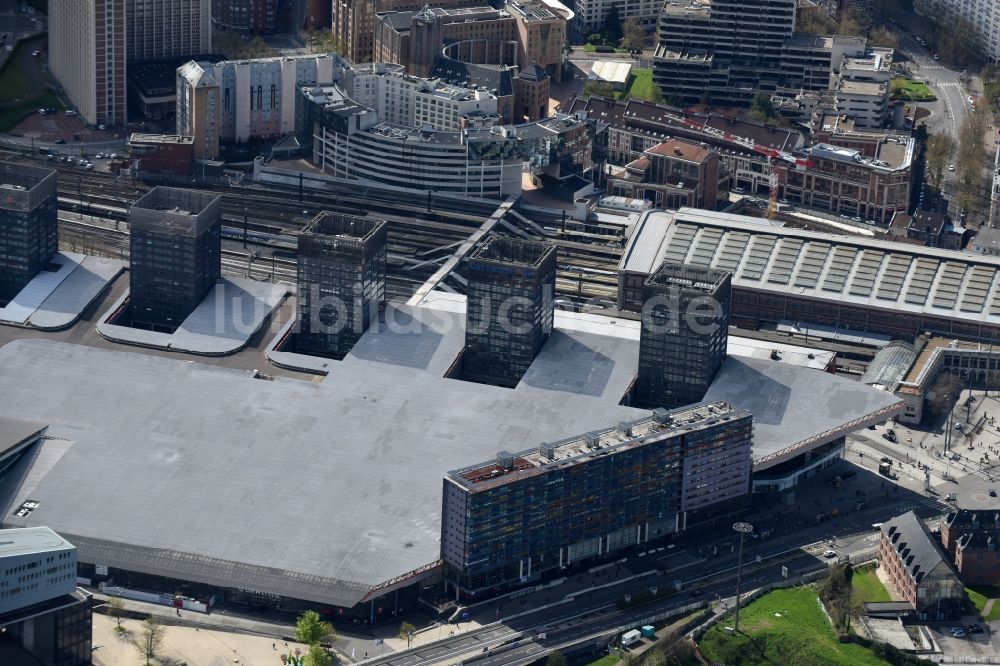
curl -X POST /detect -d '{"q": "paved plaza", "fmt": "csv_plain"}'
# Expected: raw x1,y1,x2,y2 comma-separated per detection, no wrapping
93,612,313,666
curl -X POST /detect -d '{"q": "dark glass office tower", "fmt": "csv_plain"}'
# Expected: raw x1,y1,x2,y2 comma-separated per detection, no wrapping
128,186,221,331
462,237,556,387
296,212,388,359
637,263,731,408
0,164,57,304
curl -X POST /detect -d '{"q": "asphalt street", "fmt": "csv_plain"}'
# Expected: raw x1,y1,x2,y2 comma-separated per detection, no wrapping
353,455,947,666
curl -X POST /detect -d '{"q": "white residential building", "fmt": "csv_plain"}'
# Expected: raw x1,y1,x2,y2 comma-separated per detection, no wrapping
176,54,343,157
916,0,1000,63
573,0,663,35
49,0,212,126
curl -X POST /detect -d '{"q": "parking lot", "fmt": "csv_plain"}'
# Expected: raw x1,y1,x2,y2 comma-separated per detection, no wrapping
930,619,999,662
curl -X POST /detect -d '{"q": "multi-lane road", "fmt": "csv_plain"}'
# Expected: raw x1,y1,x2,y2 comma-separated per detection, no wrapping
352,467,947,666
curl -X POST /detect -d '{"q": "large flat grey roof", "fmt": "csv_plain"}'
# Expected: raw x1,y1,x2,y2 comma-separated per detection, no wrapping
704,356,902,469
0,295,899,606
0,417,46,457
0,304,648,608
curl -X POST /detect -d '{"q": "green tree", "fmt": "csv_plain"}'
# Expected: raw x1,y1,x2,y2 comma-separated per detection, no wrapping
135,616,164,666
582,81,616,99
924,132,955,191
106,596,126,632
303,644,333,666
295,610,335,646
955,105,990,216
399,621,417,648
305,29,347,56
749,91,776,122
546,651,568,666
795,6,836,34
622,17,645,52
836,7,869,36
868,26,899,50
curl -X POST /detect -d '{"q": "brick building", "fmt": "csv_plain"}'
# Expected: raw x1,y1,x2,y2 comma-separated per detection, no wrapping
879,511,964,620
608,138,727,211
127,134,195,176
942,509,1000,586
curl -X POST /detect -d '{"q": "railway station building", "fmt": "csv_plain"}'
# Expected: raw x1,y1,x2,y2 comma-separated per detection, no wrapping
0,165,58,305
618,208,1000,343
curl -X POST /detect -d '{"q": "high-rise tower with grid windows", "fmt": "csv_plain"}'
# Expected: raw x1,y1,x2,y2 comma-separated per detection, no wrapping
637,263,731,408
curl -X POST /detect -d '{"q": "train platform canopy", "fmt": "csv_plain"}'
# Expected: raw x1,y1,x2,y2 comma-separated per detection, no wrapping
0,293,896,609
620,208,1000,334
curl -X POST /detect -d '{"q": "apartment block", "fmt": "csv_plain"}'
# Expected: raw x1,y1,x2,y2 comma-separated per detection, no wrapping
49,0,126,126
125,0,211,61
777,139,913,225
176,54,340,158
296,213,388,359
128,187,222,331
333,0,482,64
653,0,865,107
636,263,731,409
916,0,1000,64
49,0,211,127
0,165,58,305
212,0,277,34
462,238,556,387
573,0,662,35
441,402,753,594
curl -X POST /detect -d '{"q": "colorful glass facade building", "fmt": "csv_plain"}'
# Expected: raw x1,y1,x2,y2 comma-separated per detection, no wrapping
442,402,752,595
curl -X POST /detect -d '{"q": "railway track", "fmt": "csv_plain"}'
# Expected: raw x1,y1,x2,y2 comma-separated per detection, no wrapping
7,153,629,301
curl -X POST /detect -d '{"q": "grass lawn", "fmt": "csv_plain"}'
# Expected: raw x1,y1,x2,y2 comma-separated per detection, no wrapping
891,77,936,101
0,39,37,103
851,566,892,604
579,655,618,666
698,587,890,666
966,587,1000,621
625,69,657,103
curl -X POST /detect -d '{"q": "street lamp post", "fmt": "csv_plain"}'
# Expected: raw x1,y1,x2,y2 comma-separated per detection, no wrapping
732,521,754,634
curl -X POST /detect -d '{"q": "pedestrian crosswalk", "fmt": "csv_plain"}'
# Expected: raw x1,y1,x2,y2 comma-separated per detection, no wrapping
920,64,947,71
898,496,951,515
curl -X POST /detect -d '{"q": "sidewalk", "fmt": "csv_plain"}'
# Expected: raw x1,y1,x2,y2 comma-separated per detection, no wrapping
90,590,295,638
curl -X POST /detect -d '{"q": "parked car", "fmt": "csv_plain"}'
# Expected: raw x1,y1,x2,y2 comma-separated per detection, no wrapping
65,110,77,117
823,549,837,558
948,165,955,171
53,138,65,144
